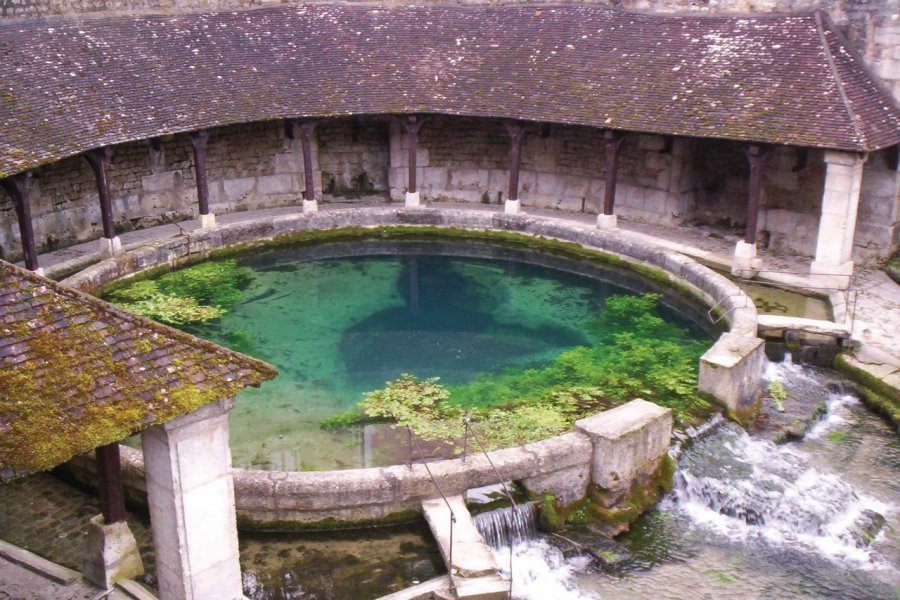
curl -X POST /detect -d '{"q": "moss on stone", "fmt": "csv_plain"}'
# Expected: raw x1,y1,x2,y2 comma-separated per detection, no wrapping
235,509,423,532
538,491,564,533
834,352,900,427
564,455,675,537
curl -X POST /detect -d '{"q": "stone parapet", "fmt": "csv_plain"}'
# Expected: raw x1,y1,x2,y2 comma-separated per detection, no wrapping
61,206,762,418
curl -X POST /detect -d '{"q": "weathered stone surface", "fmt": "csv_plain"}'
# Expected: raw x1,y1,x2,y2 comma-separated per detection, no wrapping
574,399,672,494
699,332,766,416
82,515,144,590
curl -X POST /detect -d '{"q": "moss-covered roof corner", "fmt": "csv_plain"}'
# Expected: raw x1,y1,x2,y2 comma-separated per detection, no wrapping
0,260,277,481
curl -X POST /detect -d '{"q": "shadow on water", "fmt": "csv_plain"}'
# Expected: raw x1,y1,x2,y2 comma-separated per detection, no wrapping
339,255,589,387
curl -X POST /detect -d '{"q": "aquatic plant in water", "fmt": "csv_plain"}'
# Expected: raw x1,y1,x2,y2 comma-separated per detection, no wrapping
338,293,709,449
108,260,250,326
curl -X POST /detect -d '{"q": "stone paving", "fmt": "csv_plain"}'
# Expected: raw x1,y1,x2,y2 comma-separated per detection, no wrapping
0,474,156,583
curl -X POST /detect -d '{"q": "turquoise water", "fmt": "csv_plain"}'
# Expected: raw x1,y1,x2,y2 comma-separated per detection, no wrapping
185,241,709,470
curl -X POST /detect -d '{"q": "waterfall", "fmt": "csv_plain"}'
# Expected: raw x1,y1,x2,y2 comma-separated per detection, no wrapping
473,503,537,549
667,422,892,567
473,503,597,599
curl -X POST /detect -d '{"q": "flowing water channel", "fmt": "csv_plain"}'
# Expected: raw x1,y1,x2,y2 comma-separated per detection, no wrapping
466,359,898,600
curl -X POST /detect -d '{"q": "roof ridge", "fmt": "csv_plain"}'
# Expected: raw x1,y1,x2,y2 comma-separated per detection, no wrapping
815,10,869,152
0,260,278,381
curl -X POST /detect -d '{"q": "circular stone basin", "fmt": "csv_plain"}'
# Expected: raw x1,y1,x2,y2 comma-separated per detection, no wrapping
148,240,713,470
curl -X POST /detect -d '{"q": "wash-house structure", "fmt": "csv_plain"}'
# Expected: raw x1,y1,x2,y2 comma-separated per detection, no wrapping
0,261,277,598
0,4,898,290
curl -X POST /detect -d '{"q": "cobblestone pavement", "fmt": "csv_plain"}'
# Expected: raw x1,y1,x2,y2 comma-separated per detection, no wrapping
0,474,155,578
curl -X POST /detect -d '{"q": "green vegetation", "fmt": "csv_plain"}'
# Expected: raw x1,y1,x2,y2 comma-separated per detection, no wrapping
331,293,709,450
826,429,848,442
767,380,788,412
107,259,250,326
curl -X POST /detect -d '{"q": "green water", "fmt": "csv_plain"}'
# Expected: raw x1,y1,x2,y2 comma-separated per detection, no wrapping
183,241,708,470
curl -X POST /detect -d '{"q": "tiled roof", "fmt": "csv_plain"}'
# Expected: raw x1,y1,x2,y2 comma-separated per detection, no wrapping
0,4,898,177
0,261,277,480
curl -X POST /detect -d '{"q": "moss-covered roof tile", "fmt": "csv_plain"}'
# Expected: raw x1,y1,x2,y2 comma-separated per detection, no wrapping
0,261,278,481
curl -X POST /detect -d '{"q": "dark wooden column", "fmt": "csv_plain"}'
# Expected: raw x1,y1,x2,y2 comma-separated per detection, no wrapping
744,145,770,245
84,148,115,240
401,115,424,195
602,130,626,216
504,121,526,202
96,443,127,524
1,173,38,271
189,130,210,217
298,121,317,203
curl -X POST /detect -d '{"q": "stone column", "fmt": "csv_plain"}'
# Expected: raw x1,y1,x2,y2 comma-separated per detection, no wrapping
0,172,40,274
298,120,319,213
810,151,867,288
189,130,216,229
597,130,625,230
141,398,243,600
504,121,526,215
84,148,123,258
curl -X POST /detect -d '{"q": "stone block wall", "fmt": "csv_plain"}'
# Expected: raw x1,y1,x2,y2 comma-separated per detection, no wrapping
317,118,391,198
389,117,696,227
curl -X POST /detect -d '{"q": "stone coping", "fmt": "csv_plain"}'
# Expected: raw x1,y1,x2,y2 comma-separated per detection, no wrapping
61,206,758,337
60,206,761,526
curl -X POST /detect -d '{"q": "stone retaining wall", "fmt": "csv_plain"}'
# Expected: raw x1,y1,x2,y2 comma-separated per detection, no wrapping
70,399,672,529
62,205,762,414
60,206,760,527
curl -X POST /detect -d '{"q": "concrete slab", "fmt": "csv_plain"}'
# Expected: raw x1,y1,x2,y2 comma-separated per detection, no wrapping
421,496,499,579
0,538,80,585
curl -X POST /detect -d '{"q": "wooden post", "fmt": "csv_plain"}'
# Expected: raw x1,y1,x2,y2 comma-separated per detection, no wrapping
744,144,769,245
189,130,210,217
84,148,115,240
602,130,626,216
504,121,526,203
298,121,317,204
397,115,425,207
96,443,127,524
1,173,38,271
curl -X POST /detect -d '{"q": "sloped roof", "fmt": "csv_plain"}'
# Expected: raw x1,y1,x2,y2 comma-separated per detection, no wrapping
0,4,898,177
0,261,277,480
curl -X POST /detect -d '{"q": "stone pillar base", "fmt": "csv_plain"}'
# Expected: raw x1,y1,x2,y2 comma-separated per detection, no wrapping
809,260,853,289
82,515,144,590
99,236,123,259
302,199,319,213
699,332,765,423
405,191,421,208
596,213,618,230
199,213,217,229
731,240,761,277
504,199,521,214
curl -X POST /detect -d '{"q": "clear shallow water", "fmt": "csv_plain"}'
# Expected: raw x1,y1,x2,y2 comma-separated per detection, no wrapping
184,241,708,470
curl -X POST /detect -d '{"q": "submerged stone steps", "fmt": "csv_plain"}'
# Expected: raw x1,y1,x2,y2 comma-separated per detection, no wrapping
421,495,509,600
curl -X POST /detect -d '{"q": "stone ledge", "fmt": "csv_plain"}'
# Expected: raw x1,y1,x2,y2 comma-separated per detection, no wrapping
0,539,80,585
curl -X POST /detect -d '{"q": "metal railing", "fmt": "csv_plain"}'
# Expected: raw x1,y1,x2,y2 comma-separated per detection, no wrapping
465,418,517,599
160,212,192,257
407,426,457,594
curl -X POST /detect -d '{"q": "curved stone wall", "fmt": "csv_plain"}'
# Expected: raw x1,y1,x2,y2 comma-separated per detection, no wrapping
62,204,763,526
